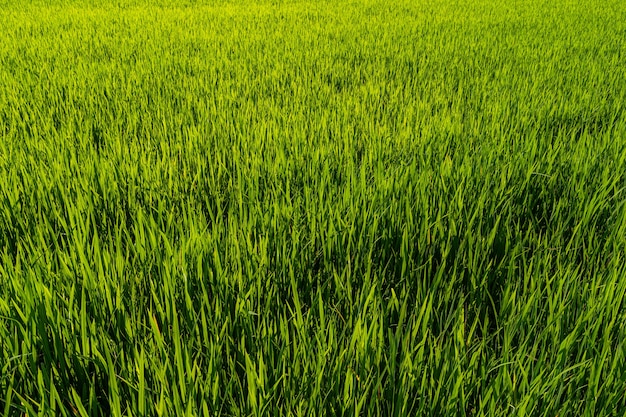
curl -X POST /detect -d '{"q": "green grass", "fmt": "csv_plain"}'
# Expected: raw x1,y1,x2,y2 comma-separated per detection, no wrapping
1,0,626,415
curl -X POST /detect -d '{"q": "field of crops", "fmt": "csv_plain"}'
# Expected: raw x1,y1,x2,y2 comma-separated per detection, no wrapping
1,0,626,415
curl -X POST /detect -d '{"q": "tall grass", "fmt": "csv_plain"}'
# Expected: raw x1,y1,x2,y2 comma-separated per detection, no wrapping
1,0,626,415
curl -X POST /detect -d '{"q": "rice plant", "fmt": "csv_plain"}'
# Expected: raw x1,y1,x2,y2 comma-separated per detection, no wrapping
1,0,625,415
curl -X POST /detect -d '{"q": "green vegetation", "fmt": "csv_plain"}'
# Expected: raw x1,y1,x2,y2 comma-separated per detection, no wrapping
1,0,626,415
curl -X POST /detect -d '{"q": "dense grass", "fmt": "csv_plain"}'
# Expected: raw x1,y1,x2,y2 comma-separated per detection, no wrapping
1,0,626,415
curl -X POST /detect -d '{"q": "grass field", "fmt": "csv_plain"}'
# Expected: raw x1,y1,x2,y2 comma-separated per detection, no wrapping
1,0,626,415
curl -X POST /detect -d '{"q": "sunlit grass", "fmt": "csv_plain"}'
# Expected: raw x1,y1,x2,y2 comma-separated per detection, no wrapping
1,0,626,415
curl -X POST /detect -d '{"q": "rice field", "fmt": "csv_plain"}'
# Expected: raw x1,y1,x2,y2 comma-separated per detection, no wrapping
1,0,626,415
